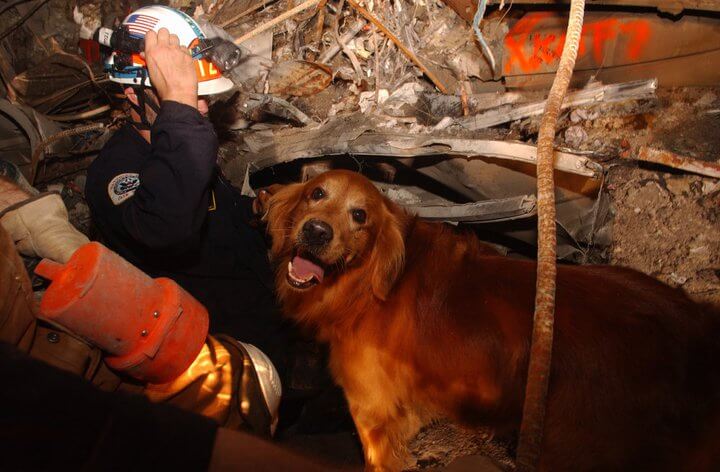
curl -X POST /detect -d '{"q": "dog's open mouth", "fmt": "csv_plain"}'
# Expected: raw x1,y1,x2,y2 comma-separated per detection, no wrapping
287,251,326,289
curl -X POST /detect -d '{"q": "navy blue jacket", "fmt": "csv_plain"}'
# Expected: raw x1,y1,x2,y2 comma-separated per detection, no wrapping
86,102,289,371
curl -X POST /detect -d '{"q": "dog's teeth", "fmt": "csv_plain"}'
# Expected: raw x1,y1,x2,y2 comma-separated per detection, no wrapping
287,259,318,286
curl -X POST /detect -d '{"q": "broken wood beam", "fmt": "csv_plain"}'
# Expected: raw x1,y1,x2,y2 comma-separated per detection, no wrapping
233,0,322,45
634,146,720,179
457,79,657,131
220,0,278,28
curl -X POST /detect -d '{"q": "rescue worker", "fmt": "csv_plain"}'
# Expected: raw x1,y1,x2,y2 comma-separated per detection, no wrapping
0,172,280,437
0,191,324,470
85,7,291,382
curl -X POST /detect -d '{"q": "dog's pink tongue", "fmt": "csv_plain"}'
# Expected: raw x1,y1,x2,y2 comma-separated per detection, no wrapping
292,256,324,283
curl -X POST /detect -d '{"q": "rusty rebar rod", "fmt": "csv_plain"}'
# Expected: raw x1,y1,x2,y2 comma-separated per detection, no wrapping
515,0,586,469
30,122,105,184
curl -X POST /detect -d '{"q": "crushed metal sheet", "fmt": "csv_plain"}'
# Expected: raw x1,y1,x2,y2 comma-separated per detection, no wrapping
383,137,601,178
230,116,602,180
406,194,538,223
456,79,657,131
244,93,319,126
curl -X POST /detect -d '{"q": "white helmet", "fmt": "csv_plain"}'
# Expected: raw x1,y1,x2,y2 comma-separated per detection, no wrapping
105,5,234,96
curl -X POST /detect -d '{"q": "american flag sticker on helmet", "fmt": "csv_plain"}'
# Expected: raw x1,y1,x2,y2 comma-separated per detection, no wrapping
125,14,158,37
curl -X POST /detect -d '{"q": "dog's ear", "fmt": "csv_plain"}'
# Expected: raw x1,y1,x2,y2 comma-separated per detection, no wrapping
265,182,305,256
370,200,407,301
253,184,285,219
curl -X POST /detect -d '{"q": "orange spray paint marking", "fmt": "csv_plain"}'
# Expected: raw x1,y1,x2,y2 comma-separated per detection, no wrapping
619,20,651,61
533,33,561,64
586,19,619,64
504,13,652,74
504,12,554,74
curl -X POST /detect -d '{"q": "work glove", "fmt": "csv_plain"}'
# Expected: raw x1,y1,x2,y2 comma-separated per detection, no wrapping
145,335,282,437
0,193,89,264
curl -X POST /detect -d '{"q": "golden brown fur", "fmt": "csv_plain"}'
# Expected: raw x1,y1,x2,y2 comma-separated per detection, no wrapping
262,170,720,471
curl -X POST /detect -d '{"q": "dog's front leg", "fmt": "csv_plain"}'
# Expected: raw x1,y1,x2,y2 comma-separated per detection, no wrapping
348,399,422,472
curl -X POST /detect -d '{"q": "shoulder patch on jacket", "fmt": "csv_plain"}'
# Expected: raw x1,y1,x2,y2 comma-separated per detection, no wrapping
108,173,140,205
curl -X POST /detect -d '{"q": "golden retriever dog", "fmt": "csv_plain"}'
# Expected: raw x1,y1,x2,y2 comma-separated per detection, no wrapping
260,170,720,471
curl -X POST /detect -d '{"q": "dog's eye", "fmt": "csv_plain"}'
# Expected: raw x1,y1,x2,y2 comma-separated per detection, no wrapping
311,187,325,200
351,209,367,224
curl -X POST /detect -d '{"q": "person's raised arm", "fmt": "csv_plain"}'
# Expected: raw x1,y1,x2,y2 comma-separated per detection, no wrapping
121,29,218,249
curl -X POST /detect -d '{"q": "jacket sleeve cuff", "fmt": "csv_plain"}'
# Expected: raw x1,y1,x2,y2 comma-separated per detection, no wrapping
156,100,204,124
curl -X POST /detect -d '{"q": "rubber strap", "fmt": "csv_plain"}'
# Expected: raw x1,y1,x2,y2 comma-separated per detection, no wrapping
128,86,160,130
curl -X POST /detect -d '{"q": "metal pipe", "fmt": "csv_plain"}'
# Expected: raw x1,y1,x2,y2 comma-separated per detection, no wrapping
30,122,106,184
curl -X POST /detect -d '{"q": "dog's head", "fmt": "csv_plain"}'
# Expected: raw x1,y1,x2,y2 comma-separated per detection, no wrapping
259,170,408,304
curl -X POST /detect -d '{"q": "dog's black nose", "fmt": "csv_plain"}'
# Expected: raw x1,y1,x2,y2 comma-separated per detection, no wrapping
302,219,333,245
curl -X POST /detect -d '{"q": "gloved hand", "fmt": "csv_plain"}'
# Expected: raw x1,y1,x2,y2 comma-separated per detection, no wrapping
0,193,89,263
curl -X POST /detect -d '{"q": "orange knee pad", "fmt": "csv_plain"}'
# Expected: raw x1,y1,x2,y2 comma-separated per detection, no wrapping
35,242,209,383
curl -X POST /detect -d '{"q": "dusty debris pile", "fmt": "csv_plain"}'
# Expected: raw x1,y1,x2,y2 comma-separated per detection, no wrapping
1,0,719,469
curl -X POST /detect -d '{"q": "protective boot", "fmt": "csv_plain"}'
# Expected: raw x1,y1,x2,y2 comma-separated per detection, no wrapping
35,242,209,384
217,335,282,437
0,193,89,263
145,335,282,437
144,335,236,423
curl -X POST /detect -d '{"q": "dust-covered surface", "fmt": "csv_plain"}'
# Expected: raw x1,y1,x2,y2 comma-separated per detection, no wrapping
556,87,720,306
409,421,514,470
647,89,720,162
607,168,720,305
3,0,719,468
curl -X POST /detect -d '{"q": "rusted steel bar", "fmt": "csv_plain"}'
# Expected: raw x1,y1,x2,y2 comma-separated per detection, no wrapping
515,0,586,469
30,123,105,184
636,146,720,179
